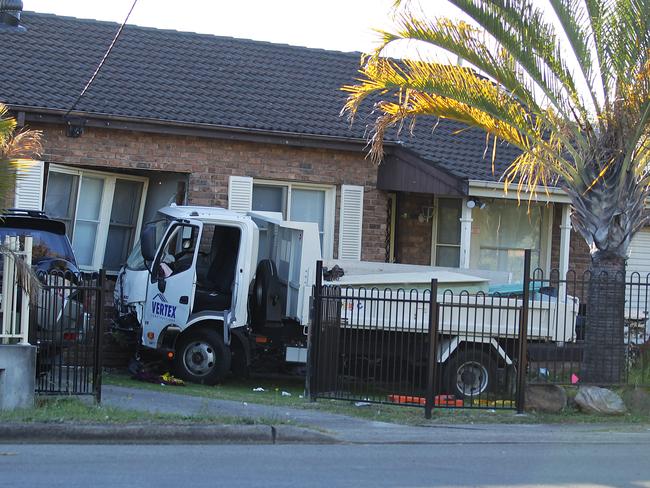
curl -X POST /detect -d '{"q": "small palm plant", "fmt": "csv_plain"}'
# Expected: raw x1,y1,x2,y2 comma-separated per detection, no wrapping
342,0,649,383
0,102,42,295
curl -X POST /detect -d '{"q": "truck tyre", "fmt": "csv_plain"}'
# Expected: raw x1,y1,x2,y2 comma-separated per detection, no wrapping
174,327,231,385
444,350,496,400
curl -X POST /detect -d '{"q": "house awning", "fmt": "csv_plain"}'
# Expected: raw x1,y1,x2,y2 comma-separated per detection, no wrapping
377,149,468,197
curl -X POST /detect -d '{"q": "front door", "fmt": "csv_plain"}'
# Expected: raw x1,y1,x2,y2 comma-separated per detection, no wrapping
142,220,202,348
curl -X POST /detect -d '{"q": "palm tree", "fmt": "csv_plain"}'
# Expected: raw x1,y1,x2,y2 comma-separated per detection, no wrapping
342,0,649,383
1,102,42,295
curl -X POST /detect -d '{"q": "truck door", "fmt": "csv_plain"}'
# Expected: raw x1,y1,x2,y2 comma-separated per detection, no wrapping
142,220,202,348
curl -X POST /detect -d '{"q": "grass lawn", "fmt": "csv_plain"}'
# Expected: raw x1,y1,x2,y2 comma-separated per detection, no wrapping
0,396,286,425
103,371,650,426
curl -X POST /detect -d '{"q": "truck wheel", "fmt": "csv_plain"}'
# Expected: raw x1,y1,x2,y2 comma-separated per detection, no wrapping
444,350,496,400
174,328,231,385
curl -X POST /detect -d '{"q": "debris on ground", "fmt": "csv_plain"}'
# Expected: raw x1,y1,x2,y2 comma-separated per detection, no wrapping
160,372,185,386
132,370,185,386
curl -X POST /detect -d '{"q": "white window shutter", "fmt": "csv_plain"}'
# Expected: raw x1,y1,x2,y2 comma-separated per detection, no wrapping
14,161,44,210
338,185,364,261
228,176,253,213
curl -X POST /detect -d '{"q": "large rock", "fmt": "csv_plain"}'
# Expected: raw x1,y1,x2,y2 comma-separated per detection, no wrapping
575,386,627,415
524,384,567,413
621,387,650,414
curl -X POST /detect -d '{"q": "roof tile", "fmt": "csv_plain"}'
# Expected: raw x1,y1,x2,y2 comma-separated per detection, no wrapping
0,12,522,182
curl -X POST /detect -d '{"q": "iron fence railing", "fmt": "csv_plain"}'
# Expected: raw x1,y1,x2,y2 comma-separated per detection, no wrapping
528,268,650,387
309,257,532,416
32,269,106,403
309,250,650,417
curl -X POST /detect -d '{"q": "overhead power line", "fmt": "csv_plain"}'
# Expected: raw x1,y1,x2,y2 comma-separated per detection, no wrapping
64,0,139,119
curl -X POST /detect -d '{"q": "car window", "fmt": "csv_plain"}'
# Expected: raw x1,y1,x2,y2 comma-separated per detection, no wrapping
0,227,76,265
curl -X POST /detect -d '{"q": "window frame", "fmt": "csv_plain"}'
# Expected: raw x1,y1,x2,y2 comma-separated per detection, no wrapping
430,197,462,268
252,179,336,259
467,199,553,278
46,164,149,272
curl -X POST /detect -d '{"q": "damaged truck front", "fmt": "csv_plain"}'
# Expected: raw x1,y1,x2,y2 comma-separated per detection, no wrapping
113,205,319,384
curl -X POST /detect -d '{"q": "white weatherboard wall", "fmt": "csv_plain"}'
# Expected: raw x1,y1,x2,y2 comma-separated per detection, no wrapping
628,228,650,278
338,185,364,261
627,228,650,317
13,161,44,210
228,176,253,213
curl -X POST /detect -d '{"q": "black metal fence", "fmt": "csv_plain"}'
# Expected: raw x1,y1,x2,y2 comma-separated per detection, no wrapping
31,270,106,402
308,255,533,416
527,268,650,387
309,251,650,417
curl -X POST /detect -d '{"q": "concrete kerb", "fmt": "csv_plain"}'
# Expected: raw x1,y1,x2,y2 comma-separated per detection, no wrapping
0,422,337,444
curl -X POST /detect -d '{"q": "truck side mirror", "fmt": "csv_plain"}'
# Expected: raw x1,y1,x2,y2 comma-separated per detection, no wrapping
141,224,157,263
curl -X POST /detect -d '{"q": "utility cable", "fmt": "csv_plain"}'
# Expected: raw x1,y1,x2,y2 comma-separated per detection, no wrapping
64,0,139,118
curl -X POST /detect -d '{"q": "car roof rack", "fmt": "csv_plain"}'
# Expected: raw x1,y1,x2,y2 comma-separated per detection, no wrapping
2,208,49,219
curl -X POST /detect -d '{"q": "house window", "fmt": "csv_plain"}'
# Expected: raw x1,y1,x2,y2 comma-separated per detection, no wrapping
43,165,148,271
104,179,146,270
470,200,542,278
433,198,462,267
251,181,335,259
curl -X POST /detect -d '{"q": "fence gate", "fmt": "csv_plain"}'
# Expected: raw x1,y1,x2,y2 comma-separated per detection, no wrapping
31,270,106,402
308,255,533,417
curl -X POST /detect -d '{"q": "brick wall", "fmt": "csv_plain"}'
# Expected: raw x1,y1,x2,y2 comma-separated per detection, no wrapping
395,193,433,265
36,123,388,262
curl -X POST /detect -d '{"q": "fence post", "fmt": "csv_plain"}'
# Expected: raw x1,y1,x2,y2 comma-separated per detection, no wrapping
93,269,106,404
425,279,439,419
19,236,32,344
516,249,532,413
307,260,323,401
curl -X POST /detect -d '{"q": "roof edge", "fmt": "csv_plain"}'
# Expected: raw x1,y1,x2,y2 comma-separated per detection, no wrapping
12,105,384,153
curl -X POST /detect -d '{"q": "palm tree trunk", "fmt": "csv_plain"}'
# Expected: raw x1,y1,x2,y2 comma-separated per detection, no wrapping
582,252,626,384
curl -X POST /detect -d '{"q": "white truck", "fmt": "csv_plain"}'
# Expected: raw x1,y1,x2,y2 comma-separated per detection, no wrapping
114,205,321,384
113,205,579,395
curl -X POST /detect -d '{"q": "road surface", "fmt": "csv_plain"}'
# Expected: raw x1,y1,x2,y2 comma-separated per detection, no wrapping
2,439,649,487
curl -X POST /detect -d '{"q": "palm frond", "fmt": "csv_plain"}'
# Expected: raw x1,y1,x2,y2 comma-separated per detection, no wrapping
547,0,602,116
608,0,650,96
584,0,614,104
342,57,579,188
343,58,536,146
446,0,585,126
379,17,539,112
343,0,650,258
0,243,41,300
373,14,585,164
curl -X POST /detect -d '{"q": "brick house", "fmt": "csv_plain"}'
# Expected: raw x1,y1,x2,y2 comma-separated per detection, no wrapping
2,11,618,289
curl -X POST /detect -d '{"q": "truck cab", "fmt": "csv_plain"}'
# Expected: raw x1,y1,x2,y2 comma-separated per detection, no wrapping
114,205,320,384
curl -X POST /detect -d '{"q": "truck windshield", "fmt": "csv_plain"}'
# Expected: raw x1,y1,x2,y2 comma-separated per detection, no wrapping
0,227,76,265
126,219,170,271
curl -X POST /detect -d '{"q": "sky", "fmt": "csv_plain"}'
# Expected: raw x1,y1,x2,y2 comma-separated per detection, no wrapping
23,0,461,54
